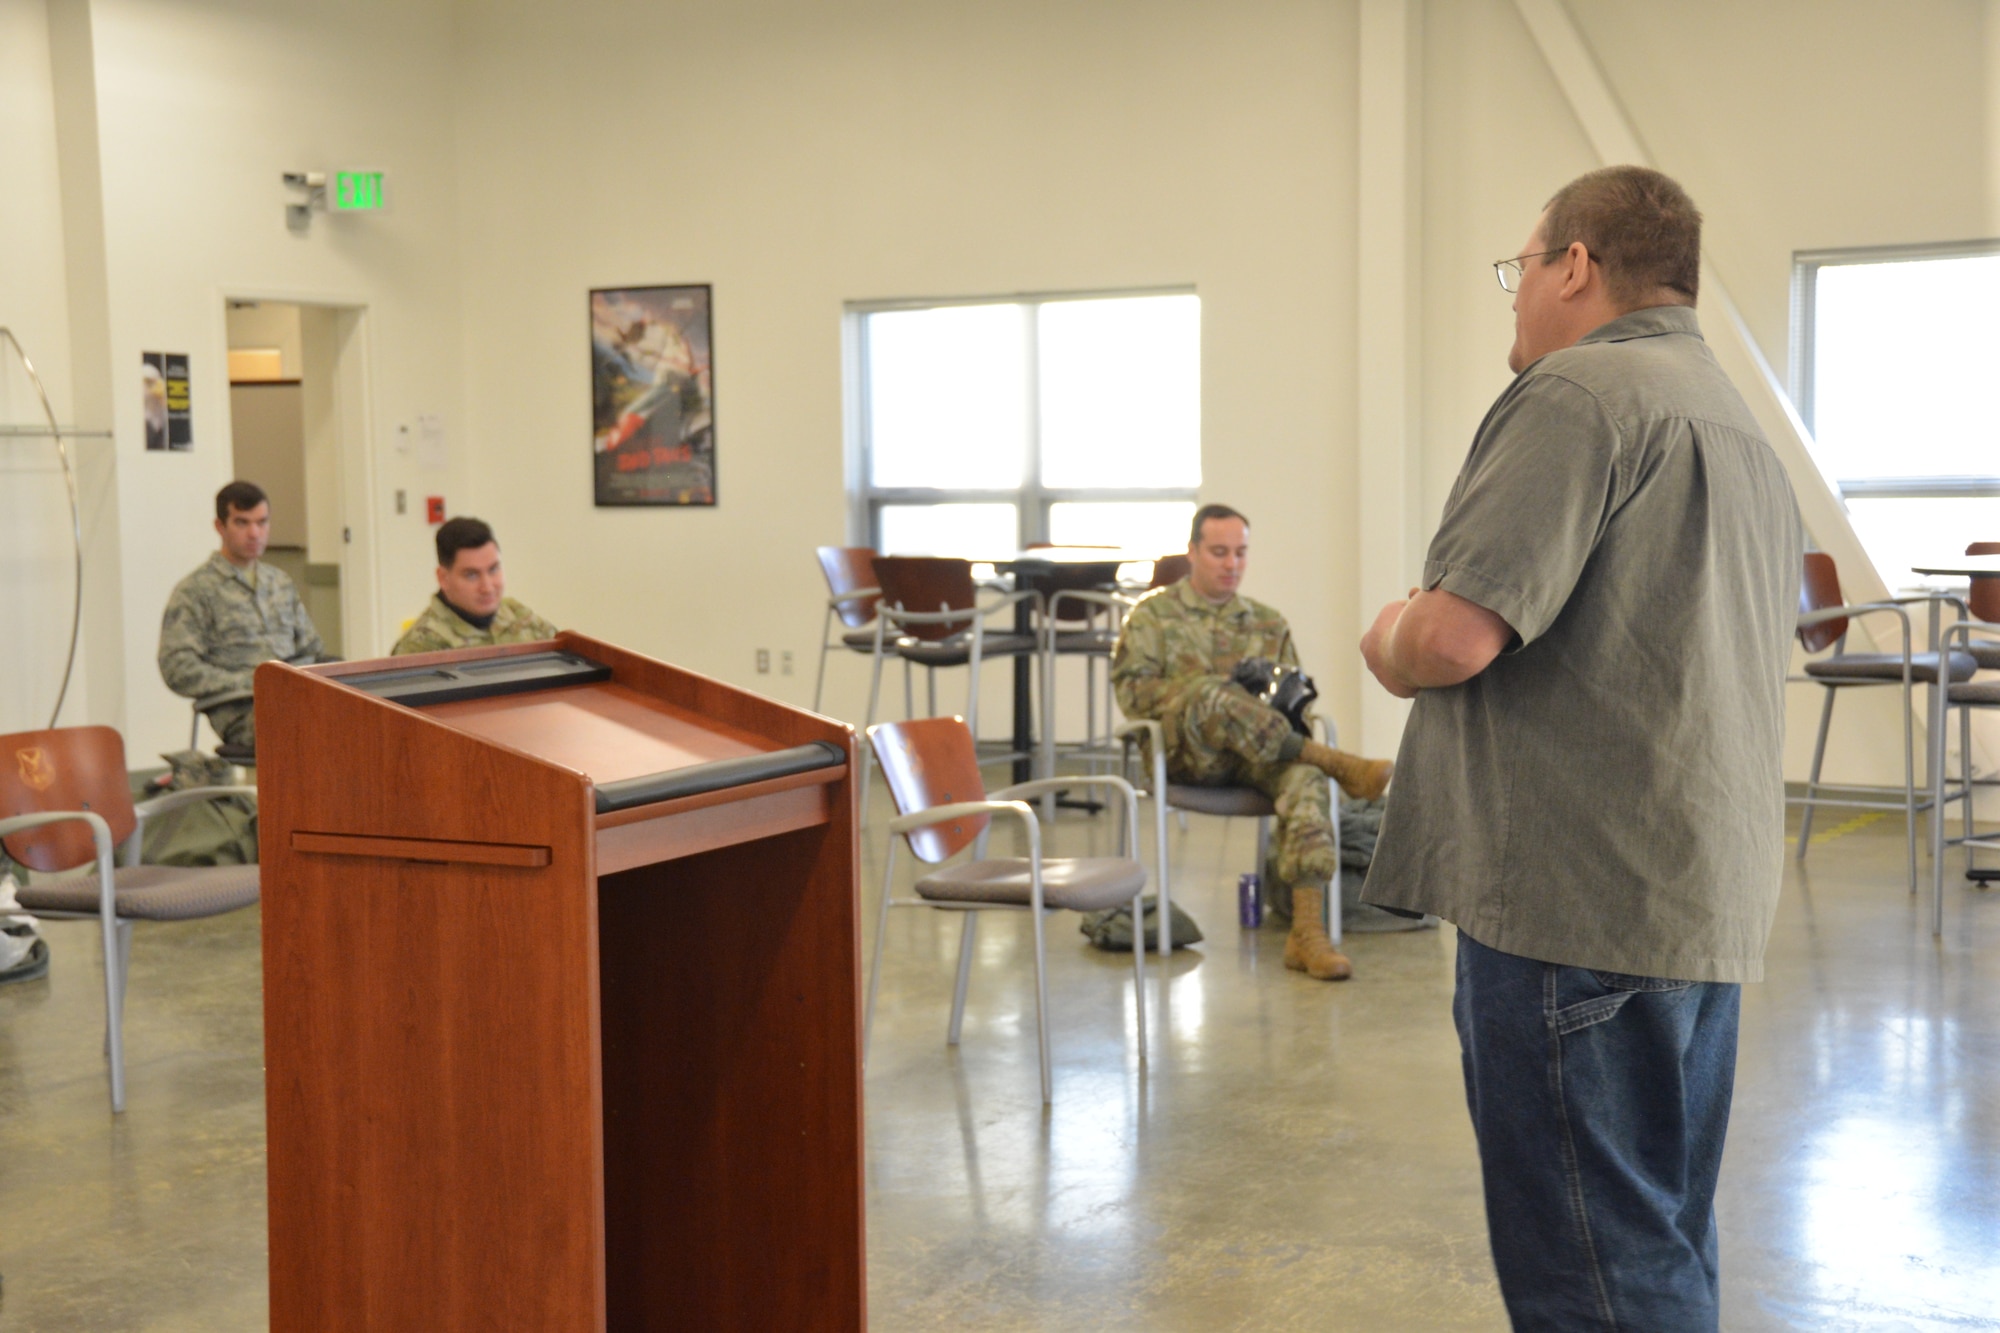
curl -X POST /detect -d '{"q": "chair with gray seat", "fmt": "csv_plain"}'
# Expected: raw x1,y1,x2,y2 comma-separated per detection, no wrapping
1792,551,1976,891
0,724,259,1112
1114,715,1341,957
864,715,1148,1103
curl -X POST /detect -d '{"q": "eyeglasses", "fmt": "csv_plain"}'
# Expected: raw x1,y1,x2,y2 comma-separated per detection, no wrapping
1493,248,1570,293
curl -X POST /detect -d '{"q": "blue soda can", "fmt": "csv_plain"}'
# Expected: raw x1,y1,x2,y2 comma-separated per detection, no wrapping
1238,872,1262,928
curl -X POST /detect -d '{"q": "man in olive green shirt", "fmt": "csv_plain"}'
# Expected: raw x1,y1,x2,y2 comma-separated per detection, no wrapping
1360,167,1802,1330
1114,504,1392,981
392,516,557,655
159,481,324,749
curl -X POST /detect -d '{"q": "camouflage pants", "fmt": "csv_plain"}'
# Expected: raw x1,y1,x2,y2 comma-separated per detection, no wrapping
203,699,256,749
1163,678,1337,888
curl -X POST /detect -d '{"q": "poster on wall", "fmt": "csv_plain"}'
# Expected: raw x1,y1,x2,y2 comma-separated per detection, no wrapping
590,284,715,506
142,352,192,452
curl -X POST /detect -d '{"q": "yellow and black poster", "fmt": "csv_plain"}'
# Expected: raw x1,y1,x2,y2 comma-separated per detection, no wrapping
142,351,192,451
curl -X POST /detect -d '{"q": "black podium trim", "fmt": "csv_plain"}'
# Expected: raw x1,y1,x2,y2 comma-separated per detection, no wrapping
594,741,846,815
341,651,612,707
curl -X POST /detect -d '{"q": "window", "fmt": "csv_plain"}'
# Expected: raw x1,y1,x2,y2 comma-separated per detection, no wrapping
1793,243,2000,586
848,291,1200,559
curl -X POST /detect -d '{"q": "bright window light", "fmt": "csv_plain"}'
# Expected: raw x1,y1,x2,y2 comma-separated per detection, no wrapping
1812,254,2000,481
1840,497,2000,590
1038,295,1201,489
877,503,1019,559
851,292,1201,552
1048,501,1196,557
867,304,1027,490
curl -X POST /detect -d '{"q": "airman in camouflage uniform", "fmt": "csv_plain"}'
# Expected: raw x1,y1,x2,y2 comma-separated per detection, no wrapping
1113,505,1391,980
391,594,557,655
159,485,323,749
391,515,557,656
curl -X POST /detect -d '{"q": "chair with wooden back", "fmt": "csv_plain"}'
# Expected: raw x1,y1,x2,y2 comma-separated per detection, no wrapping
813,546,886,713
1966,542,2000,647
0,725,259,1111
860,558,1041,806
1791,552,1976,891
865,716,1149,1103
1148,554,1191,590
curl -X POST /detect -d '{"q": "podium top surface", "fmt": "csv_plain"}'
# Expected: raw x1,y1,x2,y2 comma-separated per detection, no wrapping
427,680,767,787
319,646,847,815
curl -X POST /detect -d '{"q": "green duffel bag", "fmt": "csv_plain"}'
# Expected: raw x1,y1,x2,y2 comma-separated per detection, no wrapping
1079,894,1204,953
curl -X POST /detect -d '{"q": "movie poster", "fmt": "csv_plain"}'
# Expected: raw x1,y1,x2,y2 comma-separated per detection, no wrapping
590,285,715,506
142,352,192,451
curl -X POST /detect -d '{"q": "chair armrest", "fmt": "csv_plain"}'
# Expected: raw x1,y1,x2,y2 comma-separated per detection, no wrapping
1942,621,2000,649
827,587,880,612
0,811,118,918
992,775,1142,856
887,799,1034,837
134,785,258,822
1113,719,1162,745
1798,602,1913,657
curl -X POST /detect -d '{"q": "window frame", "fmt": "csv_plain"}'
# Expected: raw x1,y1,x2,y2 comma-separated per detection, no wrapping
1790,238,2000,503
843,286,1202,553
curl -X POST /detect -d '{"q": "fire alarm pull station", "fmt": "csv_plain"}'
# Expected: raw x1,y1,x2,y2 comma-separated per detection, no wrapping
426,496,445,524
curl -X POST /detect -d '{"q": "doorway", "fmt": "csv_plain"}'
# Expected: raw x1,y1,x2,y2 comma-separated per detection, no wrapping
223,299,377,658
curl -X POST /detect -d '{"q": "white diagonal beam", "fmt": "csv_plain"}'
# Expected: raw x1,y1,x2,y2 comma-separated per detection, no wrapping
1511,0,1891,615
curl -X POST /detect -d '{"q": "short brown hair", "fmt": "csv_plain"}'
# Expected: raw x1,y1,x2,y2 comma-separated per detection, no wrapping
436,516,496,567
1540,166,1701,307
215,481,267,521
1190,503,1247,545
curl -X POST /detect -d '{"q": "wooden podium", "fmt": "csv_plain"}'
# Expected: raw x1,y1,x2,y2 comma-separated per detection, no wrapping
255,633,865,1330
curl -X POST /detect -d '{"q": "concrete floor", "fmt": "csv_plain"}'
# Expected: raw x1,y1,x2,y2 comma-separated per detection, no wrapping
2,797,1997,1330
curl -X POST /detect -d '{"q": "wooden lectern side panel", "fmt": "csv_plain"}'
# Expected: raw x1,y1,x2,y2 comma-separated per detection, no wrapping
598,822,866,1330
257,662,608,1332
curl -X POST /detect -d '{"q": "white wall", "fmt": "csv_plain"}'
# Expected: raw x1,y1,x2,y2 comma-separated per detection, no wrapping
452,0,1364,733
5,0,1995,793
0,0,96,736
81,0,471,758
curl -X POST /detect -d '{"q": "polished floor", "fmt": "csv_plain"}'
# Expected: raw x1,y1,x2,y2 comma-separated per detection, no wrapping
1,795,1996,1329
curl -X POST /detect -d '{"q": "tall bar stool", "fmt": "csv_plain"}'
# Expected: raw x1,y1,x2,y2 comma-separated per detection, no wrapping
1792,552,1975,891
1929,617,2000,932
859,557,1040,813
813,546,890,714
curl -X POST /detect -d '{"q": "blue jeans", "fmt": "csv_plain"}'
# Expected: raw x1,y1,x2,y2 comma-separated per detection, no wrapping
1453,932,1740,1332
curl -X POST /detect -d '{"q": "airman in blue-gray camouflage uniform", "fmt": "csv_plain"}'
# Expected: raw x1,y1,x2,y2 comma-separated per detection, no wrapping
159,483,324,750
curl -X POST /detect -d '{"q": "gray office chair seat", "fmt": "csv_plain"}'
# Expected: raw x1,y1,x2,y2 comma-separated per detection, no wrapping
1165,784,1276,818
1802,650,1976,684
915,856,1145,911
17,863,260,920
1969,642,2000,670
841,627,880,651
1949,678,2000,705
895,632,1039,667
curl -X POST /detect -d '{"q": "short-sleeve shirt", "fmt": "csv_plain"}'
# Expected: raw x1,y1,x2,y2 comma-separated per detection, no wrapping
1361,306,1803,983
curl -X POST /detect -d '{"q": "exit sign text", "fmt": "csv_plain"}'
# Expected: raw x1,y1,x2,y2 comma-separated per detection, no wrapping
333,171,387,212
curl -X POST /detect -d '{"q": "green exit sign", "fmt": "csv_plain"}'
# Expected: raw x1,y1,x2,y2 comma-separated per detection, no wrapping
333,171,387,212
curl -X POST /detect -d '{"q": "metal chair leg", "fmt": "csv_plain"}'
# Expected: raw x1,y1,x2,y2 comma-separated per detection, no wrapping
100,909,125,1113
947,912,978,1046
863,845,897,1064
1796,685,1837,856
1030,900,1052,1104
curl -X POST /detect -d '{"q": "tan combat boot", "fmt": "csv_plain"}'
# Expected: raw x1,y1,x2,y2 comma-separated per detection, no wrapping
1299,740,1393,801
1283,885,1352,981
